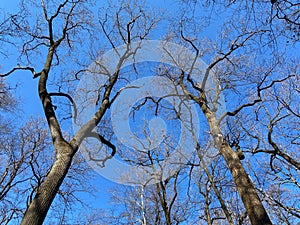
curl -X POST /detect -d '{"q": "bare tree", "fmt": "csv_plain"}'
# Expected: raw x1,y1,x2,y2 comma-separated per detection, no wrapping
1,0,156,224
0,0,299,224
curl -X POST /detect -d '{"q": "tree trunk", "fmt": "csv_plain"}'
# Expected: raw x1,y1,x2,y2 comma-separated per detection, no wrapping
198,92,273,225
219,141,272,225
20,143,74,225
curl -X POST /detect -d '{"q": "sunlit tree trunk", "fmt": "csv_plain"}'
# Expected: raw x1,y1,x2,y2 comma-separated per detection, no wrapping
20,144,74,225
198,91,273,225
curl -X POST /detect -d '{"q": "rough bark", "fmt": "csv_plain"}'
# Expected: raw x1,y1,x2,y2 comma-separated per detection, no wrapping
219,142,272,225
179,72,273,225
20,145,74,225
199,91,273,225
21,38,122,224
20,44,76,225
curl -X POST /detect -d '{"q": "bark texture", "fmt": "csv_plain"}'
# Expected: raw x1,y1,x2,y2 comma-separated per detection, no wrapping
200,92,273,225
20,45,77,225
20,144,74,225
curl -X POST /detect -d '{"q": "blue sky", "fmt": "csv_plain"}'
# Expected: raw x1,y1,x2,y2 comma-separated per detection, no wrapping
1,1,299,224
1,2,43,120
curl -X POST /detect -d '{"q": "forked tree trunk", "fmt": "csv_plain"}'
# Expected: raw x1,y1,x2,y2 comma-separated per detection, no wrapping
21,46,77,225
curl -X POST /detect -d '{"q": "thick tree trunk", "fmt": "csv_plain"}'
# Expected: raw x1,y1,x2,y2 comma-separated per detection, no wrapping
219,141,272,225
20,143,74,225
20,44,77,225
196,90,273,225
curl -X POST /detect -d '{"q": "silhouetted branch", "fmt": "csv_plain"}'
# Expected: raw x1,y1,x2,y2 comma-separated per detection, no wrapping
218,74,295,123
84,132,116,167
0,66,40,78
48,92,77,121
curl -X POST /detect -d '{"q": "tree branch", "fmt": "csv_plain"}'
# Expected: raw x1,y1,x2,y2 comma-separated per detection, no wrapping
0,66,40,78
218,74,295,123
84,132,116,167
48,92,78,122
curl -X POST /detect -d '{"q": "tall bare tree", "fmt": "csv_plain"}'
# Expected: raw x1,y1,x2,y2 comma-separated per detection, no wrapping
1,0,156,224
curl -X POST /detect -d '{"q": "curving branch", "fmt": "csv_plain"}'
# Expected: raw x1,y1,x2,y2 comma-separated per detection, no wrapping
267,115,300,170
219,99,262,122
201,30,267,90
0,66,40,78
277,97,300,118
83,132,116,167
218,74,295,123
258,74,295,93
48,92,77,122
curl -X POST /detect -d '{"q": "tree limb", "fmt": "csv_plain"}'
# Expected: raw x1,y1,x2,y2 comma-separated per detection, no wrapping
0,66,40,78
48,92,77,122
